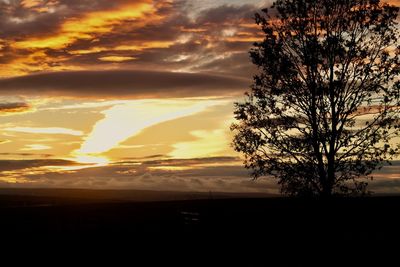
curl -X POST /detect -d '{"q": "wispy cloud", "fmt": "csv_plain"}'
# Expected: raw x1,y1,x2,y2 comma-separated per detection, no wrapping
21,144,52,151
13,1,153,49
4,127,84,136
0,156,270,193
98,56,137,62
0,0,260,77
0,102,32,115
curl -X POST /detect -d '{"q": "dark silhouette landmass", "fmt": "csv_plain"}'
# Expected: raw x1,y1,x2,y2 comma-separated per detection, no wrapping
0,188,275,206
0,188,398,264
0,189,400,246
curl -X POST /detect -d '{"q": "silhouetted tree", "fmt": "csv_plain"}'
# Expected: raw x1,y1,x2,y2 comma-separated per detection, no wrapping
232,0,400,197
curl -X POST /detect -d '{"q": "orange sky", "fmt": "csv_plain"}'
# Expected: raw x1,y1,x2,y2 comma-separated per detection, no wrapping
0,0,265,193
0,0,398,193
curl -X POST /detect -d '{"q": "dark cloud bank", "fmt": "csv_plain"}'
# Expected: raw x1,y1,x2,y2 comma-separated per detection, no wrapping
0,70,250,98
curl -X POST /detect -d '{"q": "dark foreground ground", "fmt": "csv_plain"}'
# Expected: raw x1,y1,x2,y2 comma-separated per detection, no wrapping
0,189,398,264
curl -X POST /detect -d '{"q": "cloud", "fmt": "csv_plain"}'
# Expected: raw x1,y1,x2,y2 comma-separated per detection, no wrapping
75,99,225,156
98,56,137,62
21,144,52,151
138,156,241,166
0,155,398,194
0,155,275,193
12,1,153,50
0,152,53,158
169,128,230,159
4,126,84,136
0,0,262,77
194,4,257,25
0,70,250,98
0,101,32,114
0,159,80,172
0,0,151,38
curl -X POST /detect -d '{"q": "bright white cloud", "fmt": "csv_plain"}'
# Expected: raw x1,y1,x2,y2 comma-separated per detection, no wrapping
75,99,228,157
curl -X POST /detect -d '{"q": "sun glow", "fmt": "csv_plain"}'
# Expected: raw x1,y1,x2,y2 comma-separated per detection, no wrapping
69,154,110,169
75,99,226,159
169,128,230,159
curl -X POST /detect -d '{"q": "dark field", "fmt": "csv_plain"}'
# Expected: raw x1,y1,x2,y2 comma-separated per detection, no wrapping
0,189,398,264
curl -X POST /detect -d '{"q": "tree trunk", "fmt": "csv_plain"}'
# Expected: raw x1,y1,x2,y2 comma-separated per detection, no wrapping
322,156,335,197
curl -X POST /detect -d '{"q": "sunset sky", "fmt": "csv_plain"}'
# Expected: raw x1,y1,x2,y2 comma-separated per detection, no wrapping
0,0,399,193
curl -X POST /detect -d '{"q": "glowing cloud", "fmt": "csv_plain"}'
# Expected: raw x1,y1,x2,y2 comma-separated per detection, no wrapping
69,41,174,55
21,0,42,8
13,1,154,50
71,154,110,168
21,144,52,151
169,128,230,159
75,99,226,157
0,102,32,115
99,56,137,62
21,0,58,12
4,127,84,136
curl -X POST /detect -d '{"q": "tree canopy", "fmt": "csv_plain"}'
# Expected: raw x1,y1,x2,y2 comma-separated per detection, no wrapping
231,0,400,197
